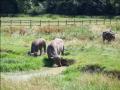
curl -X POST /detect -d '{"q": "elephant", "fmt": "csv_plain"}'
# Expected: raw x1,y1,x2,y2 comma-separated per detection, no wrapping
29,38,46,56
47,38,64,67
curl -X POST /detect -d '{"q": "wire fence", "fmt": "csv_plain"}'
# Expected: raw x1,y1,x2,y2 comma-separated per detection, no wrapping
0,19,120,29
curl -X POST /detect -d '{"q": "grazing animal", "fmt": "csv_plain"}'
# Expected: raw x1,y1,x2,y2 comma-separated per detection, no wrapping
29,38,46,56
47,38,64,67
19,28,27,36
102,29,115,43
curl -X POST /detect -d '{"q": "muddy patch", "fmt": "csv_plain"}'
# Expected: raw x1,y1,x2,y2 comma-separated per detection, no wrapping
0,48,19,55
61,58,76,66
81,64,105,73
81,64,120,80
43,57,76,67
104,70,120,80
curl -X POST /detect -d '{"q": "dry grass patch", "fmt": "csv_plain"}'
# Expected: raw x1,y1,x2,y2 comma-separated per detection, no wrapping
33,25,64,34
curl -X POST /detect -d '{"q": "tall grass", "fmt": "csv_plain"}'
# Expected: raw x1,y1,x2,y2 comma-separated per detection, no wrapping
1,73,120,90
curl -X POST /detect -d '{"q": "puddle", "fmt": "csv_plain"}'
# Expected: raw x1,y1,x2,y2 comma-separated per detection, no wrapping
61,58,76,66
81,64,120,80
81,64,105,73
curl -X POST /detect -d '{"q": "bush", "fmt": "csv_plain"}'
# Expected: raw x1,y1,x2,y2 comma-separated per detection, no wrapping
27,3,46,16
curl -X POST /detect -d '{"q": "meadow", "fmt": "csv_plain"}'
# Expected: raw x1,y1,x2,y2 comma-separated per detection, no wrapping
0,15,120,90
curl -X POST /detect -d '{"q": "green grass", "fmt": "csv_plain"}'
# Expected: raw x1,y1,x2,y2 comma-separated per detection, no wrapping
0,34,46,72
1,24,120,72
1,14,120,20
1,73,120,90
1,19,120,90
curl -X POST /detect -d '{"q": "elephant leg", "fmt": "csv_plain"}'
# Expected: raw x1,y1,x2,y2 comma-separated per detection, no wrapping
62,46,64,55
40,48,42,56
31,44,35,53
34,46,39,56
44,43,46,54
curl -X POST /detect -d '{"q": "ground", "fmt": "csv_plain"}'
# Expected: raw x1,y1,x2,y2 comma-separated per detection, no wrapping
1,67,66,81
0,15,120,90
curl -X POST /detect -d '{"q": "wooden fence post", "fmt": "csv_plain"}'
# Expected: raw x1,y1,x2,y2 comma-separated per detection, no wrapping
30,20,32,28
110,18,111,25
74,18,75,25
39,20,41,26
57,20,59,32
81,20,83,30
116,19,118,31
96,20,97,25
89,19,91,24
58,20,59,26
20,20,21,26
0,17,1,30
11,20,12,27
104,18,105,25
48,20,50,26
81,20,83,32
48,20,50,32
66,20,67,25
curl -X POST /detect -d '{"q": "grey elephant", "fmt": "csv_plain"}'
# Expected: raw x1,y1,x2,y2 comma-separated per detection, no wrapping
29,38,46,56
47,38,64,67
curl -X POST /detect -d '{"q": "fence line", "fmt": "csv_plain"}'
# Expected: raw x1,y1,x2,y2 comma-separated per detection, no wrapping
0,17,1,30
1,19,120,28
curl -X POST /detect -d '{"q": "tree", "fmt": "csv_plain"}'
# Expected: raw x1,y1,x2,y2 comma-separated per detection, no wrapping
0,0,18,15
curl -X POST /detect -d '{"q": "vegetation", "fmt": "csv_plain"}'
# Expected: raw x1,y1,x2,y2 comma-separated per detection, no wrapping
0,16,120,90
1,73,120,90
1,20,120,72
1,0,120,16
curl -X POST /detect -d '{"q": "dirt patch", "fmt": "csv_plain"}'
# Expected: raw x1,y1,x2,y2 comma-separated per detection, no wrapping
81,64,105,73
0,49,14,53
104,70,120,80
43,57,76,67
0,48,19,55
81,64,120,80
1,67,67,81
61,58,76,66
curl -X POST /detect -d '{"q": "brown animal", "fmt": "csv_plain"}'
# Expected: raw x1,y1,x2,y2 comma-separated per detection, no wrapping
47,38,64,67
29,38,46,56
19,29,26,36
102,29,115,43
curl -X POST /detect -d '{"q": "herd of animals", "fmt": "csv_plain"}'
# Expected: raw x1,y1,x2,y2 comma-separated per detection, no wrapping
28,28,116,67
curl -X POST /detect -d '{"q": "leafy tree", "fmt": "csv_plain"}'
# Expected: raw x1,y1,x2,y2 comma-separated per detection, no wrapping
0,0,120,16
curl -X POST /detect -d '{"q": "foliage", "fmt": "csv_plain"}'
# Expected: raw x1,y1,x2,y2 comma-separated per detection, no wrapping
0,0,120,16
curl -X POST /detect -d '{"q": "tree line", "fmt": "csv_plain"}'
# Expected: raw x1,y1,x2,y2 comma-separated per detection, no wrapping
0,0,120,16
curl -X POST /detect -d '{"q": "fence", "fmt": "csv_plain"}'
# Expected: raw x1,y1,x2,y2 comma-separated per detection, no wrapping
0,19,120,29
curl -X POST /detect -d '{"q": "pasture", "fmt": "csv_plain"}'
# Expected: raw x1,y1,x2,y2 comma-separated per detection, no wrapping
0,16,120,90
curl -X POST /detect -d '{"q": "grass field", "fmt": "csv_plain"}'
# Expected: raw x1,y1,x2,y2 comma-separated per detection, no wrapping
1,14,120,20
0,16,120,90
